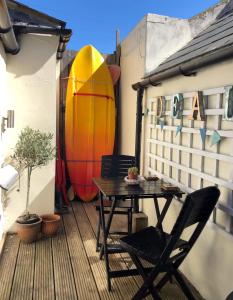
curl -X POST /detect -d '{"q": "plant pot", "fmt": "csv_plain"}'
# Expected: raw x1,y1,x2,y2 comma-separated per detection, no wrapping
16,217,42,243
128,174,138,180
41,214,61,236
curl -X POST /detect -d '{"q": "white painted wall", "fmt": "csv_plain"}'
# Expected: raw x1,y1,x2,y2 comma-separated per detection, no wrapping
145,0,227,74
0,42,7,240
120,17,146,155
145,14,191,74
120,2,233,299
142,59,233,300
120,1,226,155
2,33,59,232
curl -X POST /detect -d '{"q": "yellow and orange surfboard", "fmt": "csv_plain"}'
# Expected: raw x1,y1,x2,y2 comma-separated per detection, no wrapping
65,45,115,202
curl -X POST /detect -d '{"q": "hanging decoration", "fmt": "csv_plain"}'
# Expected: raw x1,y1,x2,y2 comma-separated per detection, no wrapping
188,91,205,121
160,119,165,131
223,86,233,121
199,128,207,144
143,108,149,117
171,93,184,119
153,85,233,122
155,96,166,118
211,130,221,146
176,125,182,136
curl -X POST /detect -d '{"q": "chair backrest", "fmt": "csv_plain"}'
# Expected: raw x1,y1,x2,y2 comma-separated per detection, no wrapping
164,186,220,263
226,292,233,300
101,155,136,178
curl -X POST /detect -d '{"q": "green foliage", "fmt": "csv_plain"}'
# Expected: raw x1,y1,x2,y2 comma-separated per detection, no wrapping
13,127,55,220
128,167,138,176
14,127,55,169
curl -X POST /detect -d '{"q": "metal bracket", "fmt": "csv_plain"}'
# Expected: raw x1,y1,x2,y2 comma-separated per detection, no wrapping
1,110,14,134
179,66,197,77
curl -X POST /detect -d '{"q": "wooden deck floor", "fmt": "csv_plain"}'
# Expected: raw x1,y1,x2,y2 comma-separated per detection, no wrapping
0,201,202,300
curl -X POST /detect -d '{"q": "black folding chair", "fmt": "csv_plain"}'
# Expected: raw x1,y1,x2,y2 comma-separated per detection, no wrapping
226,292,233,300
95,155,136,251
119,186,220,300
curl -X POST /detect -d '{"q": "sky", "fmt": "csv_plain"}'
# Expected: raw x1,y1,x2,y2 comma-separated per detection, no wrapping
19,0,220,54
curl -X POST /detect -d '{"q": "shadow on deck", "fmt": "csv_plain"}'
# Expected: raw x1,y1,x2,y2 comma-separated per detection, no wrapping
0,201,203,300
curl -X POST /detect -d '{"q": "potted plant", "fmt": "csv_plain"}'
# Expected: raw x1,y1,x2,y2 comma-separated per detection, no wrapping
14,127,55,243
128,167,139,180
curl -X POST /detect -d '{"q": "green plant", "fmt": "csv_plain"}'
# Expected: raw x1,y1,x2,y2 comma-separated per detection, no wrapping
13,127,55,222
128,167,138,176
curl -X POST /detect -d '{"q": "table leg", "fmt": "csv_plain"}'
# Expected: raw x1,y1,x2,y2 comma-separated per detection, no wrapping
154,196,162,230
154,196,173,230
99,192,112,291
100,196,117,259
133,196,139,213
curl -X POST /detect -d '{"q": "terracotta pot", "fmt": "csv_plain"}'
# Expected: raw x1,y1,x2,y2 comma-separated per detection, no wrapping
41,214,61,236
16,217,42,243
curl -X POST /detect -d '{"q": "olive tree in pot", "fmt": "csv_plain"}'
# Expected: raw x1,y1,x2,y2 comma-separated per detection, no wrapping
14,127,55,243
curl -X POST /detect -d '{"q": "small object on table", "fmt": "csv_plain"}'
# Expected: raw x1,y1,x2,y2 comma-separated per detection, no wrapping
127,166,139,180
161,182,180,191
145,176,159,181
124,175,145,185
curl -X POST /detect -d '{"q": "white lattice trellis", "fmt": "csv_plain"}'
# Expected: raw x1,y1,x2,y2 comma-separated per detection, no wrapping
145,86,233,234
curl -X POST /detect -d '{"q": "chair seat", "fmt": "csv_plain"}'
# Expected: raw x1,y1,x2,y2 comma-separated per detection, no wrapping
94,199,133,209
120,226,187,265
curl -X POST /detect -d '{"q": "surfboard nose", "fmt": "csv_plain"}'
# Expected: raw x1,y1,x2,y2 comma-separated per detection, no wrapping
79,45,103,60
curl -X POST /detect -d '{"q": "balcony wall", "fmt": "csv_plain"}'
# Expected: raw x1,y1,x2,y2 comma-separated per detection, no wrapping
0,42,7,240
120,3,233,299
2,34,59,233
142,59,233,300
119,3,224,157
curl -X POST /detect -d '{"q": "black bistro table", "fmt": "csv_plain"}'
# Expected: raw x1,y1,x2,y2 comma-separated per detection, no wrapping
93,177,184,291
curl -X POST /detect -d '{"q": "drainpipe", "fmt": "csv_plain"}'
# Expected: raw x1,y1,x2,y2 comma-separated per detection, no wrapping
135,87,144,171
134,87,144,213
0,0,20,54
57,29,72,60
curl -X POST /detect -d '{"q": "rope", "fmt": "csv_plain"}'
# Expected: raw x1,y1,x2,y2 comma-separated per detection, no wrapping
61,77,111,86
74,92,114,100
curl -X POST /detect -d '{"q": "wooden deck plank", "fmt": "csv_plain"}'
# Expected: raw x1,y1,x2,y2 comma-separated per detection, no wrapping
73,201,140,300
72,201,121,300
63,210,100,300
0,203,203,300
33,237,55,300
10,241,35,300
52,220,77,300
83,202,153,300
0,234,20,300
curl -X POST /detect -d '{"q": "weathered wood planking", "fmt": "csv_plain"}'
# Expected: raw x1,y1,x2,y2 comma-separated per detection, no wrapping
83,202,189,300
0,205,203,300
0,234,20,300
52,221,77,300
72,201,121,300
82,203,153,300
63,211,100,300
59,50,77,159
33,237,54,300
10,241,35,300
73,201,140,300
